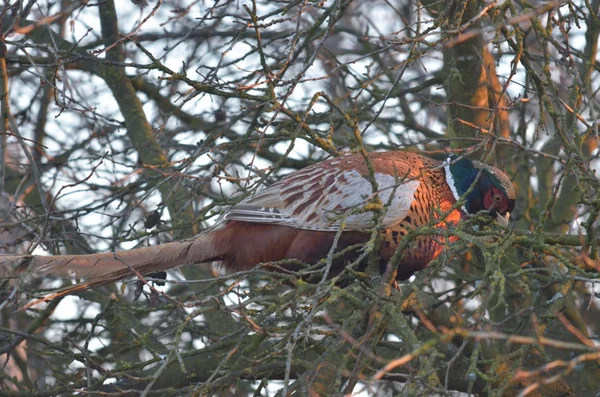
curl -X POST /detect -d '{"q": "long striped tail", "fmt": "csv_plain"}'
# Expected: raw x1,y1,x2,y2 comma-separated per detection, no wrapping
0,234,218,309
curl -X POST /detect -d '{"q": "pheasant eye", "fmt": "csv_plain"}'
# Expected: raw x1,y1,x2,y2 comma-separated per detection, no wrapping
493,194,502,202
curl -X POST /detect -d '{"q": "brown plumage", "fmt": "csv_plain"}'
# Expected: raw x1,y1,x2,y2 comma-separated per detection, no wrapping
0,151,515,306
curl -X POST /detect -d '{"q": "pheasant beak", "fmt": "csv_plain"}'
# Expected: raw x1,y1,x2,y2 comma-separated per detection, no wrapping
496,212,510,227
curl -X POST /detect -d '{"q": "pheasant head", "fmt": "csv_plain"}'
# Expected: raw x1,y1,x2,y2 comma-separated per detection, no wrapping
443,155,516,226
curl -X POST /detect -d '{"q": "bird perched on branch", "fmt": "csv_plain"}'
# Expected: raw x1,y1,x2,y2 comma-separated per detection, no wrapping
0,151,515,306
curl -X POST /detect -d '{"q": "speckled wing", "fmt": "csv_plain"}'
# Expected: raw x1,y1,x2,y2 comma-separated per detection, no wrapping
225,153,422,231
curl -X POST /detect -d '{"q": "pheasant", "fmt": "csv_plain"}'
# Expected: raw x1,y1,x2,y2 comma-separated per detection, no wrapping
0,151,515,304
